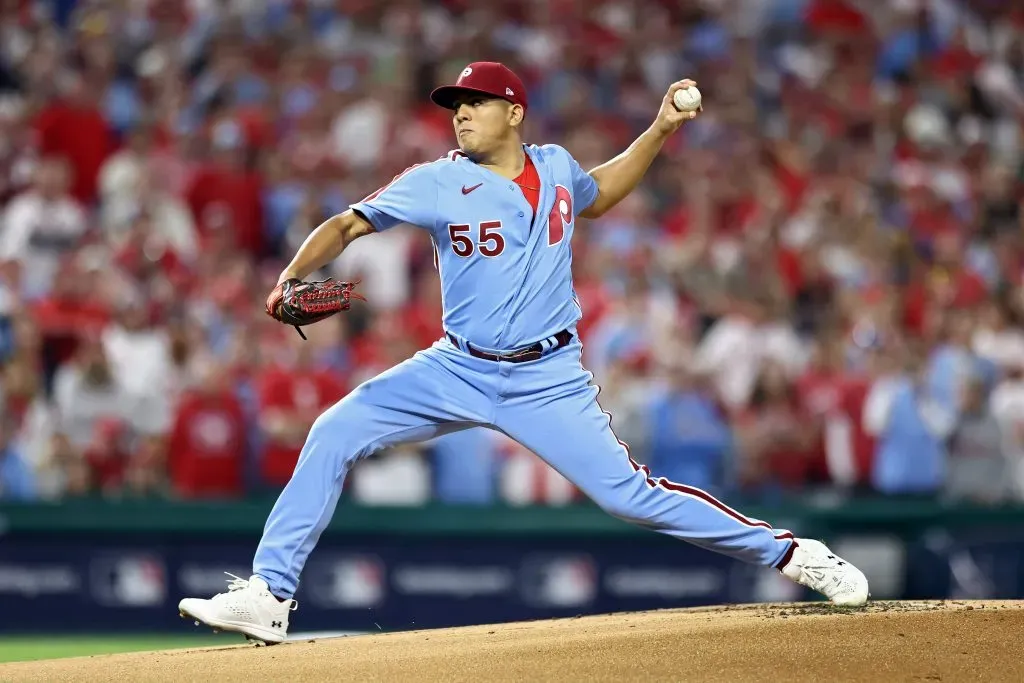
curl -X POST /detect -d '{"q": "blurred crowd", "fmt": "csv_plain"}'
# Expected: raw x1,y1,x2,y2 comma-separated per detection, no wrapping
1,0,1024,507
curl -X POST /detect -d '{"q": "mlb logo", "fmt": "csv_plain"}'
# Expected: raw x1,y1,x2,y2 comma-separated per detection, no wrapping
90,555,167,607
305,554,387,608
520,554,598,608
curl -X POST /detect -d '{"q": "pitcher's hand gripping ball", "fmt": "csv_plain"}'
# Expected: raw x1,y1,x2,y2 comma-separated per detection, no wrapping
265,277,362,339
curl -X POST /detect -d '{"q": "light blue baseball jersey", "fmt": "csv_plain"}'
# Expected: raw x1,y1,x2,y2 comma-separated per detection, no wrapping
350,144,599,351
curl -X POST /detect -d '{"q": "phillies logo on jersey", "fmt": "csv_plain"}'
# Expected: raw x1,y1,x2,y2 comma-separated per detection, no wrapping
547,185,572,245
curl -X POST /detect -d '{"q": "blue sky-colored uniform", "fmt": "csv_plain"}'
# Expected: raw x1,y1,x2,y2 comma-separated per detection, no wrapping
253,144,795,599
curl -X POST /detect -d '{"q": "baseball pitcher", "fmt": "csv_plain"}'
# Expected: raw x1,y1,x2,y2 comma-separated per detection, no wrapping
179,62,869,644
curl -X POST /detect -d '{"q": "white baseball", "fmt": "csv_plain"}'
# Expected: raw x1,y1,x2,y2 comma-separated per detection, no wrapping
673,86,701,113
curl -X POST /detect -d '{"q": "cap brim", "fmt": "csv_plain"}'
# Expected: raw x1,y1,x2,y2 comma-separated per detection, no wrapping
429,85,511,110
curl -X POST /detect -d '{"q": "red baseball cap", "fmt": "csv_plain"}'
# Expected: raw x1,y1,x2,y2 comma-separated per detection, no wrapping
430,62,528,114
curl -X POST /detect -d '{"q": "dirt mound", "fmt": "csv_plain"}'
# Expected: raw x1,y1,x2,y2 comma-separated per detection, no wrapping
3,601,1022,682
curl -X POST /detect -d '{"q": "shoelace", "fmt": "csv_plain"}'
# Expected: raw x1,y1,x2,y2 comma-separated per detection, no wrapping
222,572,299,611
224,572,251,591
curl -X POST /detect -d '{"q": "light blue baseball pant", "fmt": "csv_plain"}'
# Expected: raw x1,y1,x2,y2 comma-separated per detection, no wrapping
253,334,795,598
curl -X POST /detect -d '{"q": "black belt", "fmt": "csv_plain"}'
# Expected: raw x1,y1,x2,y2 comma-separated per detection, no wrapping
448,330,573,363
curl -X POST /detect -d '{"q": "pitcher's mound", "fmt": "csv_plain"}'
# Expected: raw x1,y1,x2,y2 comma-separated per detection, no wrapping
3,601,1023,682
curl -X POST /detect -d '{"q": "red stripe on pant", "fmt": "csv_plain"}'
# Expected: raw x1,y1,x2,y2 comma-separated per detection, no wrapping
625,456,794,542
592,381,793,543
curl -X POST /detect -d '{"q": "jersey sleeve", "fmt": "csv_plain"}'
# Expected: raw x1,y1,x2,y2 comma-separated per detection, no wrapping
350,162,438,231
565,150,599,216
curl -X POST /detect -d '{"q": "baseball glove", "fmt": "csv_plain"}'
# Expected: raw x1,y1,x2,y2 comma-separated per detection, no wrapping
265,277,362,340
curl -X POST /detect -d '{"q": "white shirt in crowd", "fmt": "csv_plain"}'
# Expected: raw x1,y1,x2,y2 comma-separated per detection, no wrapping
101,324,175,434
694,315,808,410
862,374,957,440
331,225,416,310
972,328,1024,370
989,379,1024,500
0,190,86,297
98,152,199,262
331,97,390,172
52,367,136,449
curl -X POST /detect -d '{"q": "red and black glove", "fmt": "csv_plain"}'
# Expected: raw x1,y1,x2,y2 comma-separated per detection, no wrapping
265,277,362,339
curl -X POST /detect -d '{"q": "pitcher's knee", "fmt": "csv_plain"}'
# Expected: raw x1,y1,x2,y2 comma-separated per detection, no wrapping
304,397,375,464
590,479,651,523
598,498,637,522
307,410,341,446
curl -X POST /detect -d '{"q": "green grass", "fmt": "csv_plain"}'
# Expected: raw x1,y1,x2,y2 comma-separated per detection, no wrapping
0,635,229,663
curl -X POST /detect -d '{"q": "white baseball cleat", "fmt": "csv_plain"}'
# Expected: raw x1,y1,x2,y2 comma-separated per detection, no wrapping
178,574,295,645
780,539,870,607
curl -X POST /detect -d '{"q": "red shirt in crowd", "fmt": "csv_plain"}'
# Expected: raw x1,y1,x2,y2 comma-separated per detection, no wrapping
168,389,248,498
840,375,874,484
257,365,347,486
805,0,869,36
736,399,818,490
775,244,804,296
83,418,129,493
401,300,444,350
795,370,875,486
32,294,110,367
773,162,811,215
113,238,192,289
34,100,115,203
794,369,840,481
186,162,265,255
902,268,988,335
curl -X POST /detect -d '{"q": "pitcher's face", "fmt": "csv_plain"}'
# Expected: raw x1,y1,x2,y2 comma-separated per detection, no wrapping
452,95,522,158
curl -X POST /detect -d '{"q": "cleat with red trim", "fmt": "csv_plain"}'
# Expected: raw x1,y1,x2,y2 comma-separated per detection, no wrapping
780,539,869,606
